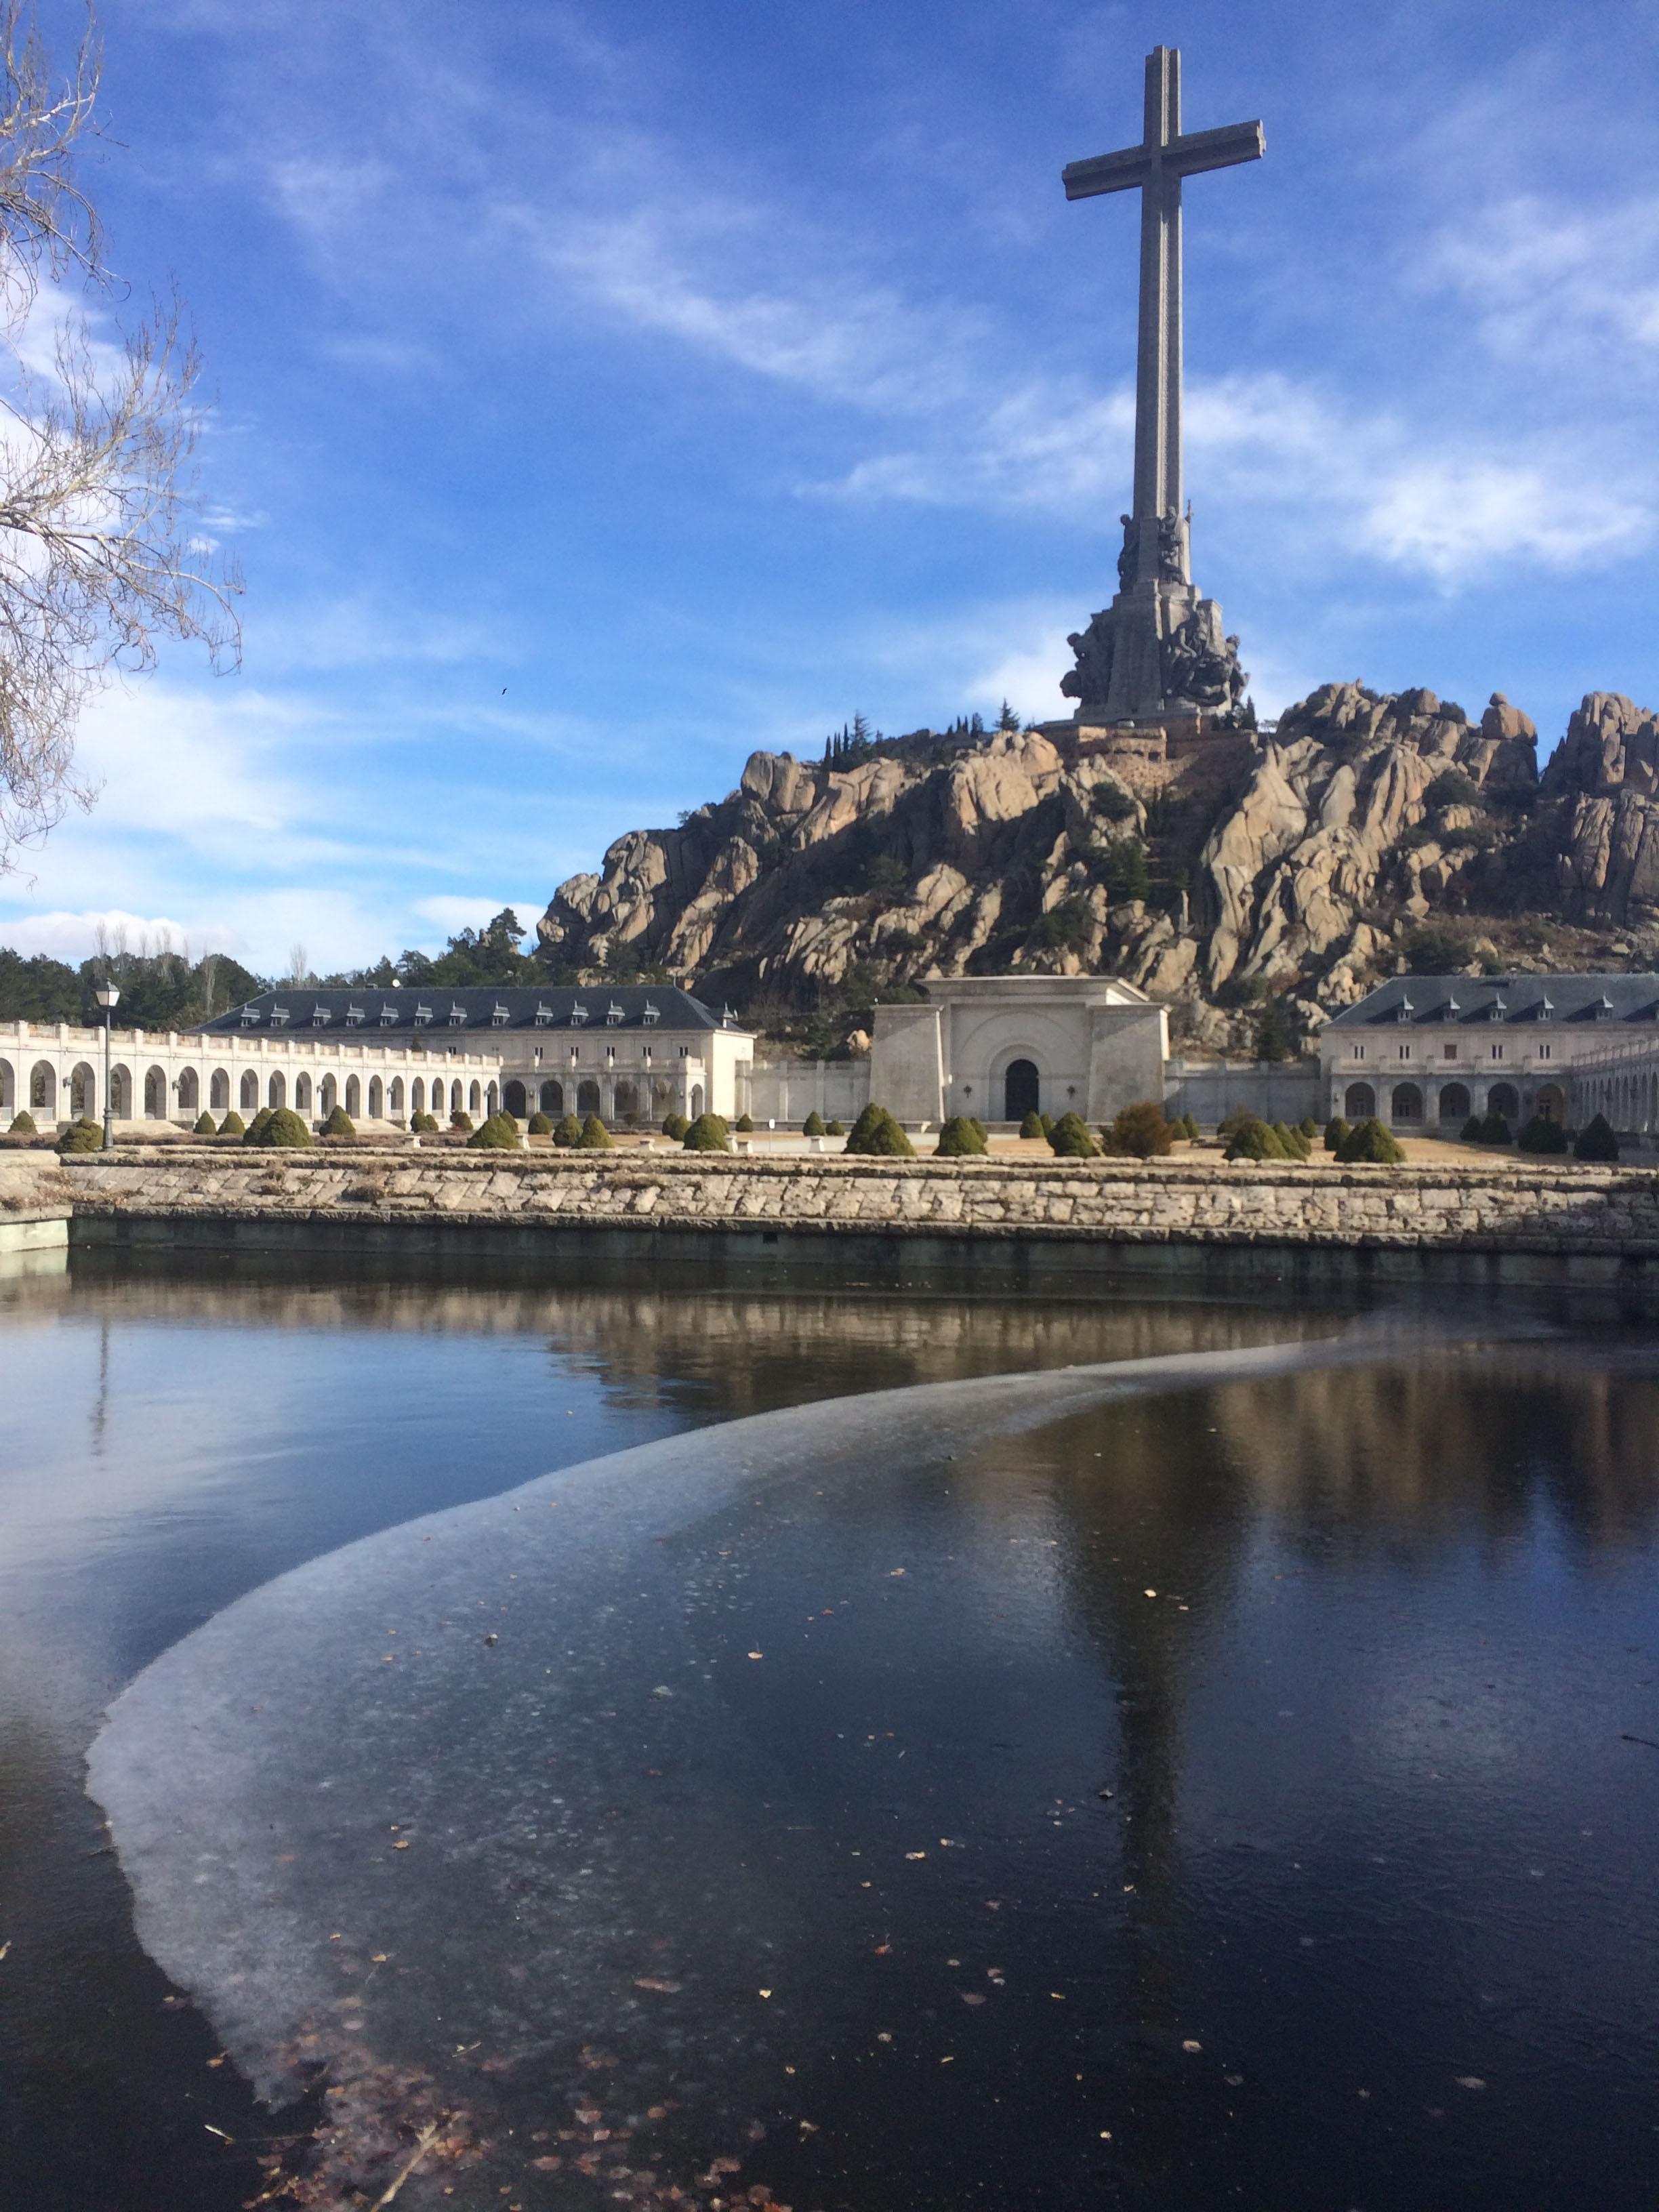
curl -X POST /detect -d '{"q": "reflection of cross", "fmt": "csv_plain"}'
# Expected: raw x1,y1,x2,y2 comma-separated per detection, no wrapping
1064,48,1262,586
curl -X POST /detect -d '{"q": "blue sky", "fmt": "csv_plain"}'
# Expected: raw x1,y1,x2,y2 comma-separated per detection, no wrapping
3,0,1658,975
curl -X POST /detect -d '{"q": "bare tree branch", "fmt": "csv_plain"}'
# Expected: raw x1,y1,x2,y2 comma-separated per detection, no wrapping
0,3,244,873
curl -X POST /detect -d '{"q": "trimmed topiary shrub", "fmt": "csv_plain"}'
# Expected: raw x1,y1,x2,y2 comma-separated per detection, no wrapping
682,1112,731,1151
449,1109,474,1134
1275,1121,1312,1161
409,1110,440,1133
1109,1101,1173,1159
1517,1115,1569,1154
1181,1111,1200,1141
660,1112,689,1141
1574,1113,1619,1162
802,1111,826,1137
1479,1111,1512,1146
934,1114,988,1157
1298,1116,1319,1141
1049,1111,1098,1158
527,1111,553,1135
1336,1116,1406,1165
468,1111,523,1149
193,1111,217,1135
1225,1116,1286,1162
58,1116,103,1152
219,1109,245,1136
248,1106,314,1149
1458,1114,1485,1145
577,1113,613,1149
554,1113,581,1147
825,1119,845,1136
9,1110,37,1135
1019,1110,1046,1141
846,1103,897,1153
734,1113,754,1132
862,1114,916,1157
243,1106,275,1143
323,1104,356,1138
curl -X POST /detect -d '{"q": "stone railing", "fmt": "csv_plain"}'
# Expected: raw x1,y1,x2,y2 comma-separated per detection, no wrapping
49,1146,1659,1258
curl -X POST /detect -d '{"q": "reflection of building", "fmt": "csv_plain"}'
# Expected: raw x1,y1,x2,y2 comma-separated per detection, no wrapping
1321,973,1659,1133
866,975,1169,1126
4,985,755,1130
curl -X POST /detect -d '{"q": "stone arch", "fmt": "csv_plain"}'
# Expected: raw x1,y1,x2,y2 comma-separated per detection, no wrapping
540,1078,564,1117
1344,1082,1375,1120
411,1078,426,1116
240,1069,259,1111
368,1076,383,1119
346,1074,361,1118
691,1083,705,1120
614,1078,639,1123
1390,1082,1422,1124
295,1071,313,1115
1488,1081,1519,1121
143,1065,167,1118
30,1059,57,1114
504,1079,527,1118
177,1066,200,1113
268,1071,287,1110
1002,1057,1040,1124
651,1076,676,1122
1534,1082,1565,1124
0,1056,14,1113
210,1068,230,1111
577,1077,601,1118
69,1061,97,1118
388,1076,403,1117
486,1082,498,1116
318,1073,335,1117
469,1080,482,1114
109,1063,132,1119
1438,1082,1470,1123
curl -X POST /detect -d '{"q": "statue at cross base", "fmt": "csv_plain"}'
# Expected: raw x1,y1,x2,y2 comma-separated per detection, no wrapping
1057,47,1261,729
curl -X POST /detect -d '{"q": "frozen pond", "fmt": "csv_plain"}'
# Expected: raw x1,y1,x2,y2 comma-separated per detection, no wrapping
5,1250,1659,2209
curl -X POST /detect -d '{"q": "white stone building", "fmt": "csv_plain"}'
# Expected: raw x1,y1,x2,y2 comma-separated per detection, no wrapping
867,975,1169,1126
1319,973,1659,1131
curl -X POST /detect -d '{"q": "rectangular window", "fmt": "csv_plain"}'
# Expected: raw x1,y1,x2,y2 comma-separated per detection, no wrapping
1538,1044,1551,1061
1398,1045,1411,1061
1351,1045,1366,1062
1490,1044,1504,1061
1443,1043,1456,1059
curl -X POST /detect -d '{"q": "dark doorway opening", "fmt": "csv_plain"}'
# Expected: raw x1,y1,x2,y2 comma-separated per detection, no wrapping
1004,1059,1040,1122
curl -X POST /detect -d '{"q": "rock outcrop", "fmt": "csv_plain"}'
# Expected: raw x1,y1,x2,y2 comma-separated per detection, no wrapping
536,687,1659,1046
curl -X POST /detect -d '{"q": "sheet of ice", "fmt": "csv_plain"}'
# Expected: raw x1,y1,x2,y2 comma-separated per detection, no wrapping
86,1327,1453,2205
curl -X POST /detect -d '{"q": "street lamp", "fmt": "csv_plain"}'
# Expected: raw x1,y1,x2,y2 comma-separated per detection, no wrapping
96,984,119,1149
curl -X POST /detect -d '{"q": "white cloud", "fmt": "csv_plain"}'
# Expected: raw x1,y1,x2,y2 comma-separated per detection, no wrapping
0,907,220,962
412,895,543,939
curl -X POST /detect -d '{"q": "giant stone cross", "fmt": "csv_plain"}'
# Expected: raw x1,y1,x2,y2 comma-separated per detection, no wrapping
1059,48,1263,728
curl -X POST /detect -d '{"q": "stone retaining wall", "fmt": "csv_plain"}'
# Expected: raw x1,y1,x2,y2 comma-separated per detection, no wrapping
53,1145,1659,1258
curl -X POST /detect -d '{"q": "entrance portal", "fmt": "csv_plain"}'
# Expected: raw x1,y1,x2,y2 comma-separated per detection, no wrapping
1004,1059,1040,1122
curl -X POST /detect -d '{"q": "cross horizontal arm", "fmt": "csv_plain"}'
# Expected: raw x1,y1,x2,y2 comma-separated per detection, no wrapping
1166,118,1265,178
1062,144,1152,201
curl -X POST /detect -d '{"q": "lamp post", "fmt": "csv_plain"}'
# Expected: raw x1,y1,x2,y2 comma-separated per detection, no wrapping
96,984,119,1149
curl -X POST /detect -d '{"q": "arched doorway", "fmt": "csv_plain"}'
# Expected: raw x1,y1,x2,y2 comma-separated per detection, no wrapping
1438,1082,1471,1123
1004,1059,1040,1122
177,1067,199,1113
367,1077,382,1118
614,1078,639,1123
1390,1082,1423,1123
1344,1082,1375,1120
210,1068,230,1111
109,1065,131,1119
388,1078,404,1118
504,1080,527,1118
268,1072,286,1110
346,1076,361,1118
240,1069,258,1110
0,1058,14,1114
1488,1082,1519,1121
30,1061,57,1113
577,1078,601,1118
1535,1083,1565,1124
691,1084,705,1120
295,1073,313,1115
540,1078,564,1116
70,1061,96,1118
143,1065,166,1118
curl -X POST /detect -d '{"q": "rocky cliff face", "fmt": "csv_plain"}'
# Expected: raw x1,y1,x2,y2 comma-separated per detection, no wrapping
536,687,1659,1049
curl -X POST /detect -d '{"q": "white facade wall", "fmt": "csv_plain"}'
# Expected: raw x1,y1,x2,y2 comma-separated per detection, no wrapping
869,977,1169,1126
485,1027,749,1125
1319,1026,1572,1131
0,1022,501,1129
747,1058,871,1128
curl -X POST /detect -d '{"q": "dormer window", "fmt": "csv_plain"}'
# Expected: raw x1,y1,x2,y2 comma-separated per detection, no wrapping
378,1005,397,1026
270,1005,290,1029
1488,998,1506,1021
447,1003,467,1027
569,1002,589,1027
413,1004,433,1027
491,1004,510,1027
642,1002,660,1027
533,1003,554,1027
1442,995,1460,1019
1596,994,1616,1020
239,1006,260,1027
1537,998,1553,1022
310,1004,331,1027
606,1002,625,1027
1395,997,1414,1023
345,1004,365,1027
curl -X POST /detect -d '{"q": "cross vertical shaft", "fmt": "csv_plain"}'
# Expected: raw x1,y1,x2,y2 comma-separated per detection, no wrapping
1134,47,1181,552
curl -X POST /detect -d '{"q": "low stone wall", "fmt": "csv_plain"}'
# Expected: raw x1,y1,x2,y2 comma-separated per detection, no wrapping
52,1145,1659,1261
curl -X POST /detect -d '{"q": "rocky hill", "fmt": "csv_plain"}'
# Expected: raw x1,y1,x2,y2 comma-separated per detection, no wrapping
535,687,1659,1053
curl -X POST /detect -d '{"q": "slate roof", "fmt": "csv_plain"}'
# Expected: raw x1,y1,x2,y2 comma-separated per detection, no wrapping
1326,974,1659,1028
198,984,743,1038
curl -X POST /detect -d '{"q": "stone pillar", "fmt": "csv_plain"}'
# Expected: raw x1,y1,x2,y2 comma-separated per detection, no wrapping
869,1004,945,1125
1084,1003,1170,1124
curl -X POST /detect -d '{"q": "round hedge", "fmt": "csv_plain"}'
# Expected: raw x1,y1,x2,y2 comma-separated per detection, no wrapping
554,1113,582,1147
323,1104,356,1138
802,1111,826,1137
682,1113,730,1152
9,1110,37,1135
1048,1111,1097,1159
1324,1115,1350,1153
193,1111,217,1136
734,1113,754,1132
243,1106,276,1143
1574,1112,1619,1162
219,1109,246,1136
409,1111,439,1134
527,1111,553,1135
468,1111,523,1150
1019,1110,1046,1141
661,1113,689,1141
577,1113,613,1149
58,1117,104,1153
1109,1101,1173,1159
934,1114,987,1157
449,1109,474,1134
247,1106,314,1149
825,1119,845,1136
1517,1114,1568,1155
1336,1116,1405,1165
